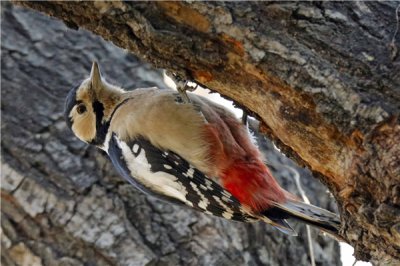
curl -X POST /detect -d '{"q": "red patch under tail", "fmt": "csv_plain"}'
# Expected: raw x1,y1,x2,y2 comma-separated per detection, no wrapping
221,159,287,212
202,118,287,212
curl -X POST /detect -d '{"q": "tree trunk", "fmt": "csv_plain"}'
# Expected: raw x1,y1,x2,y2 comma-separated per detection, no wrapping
10,2,400,264
1,3,342,266
6,1,400,264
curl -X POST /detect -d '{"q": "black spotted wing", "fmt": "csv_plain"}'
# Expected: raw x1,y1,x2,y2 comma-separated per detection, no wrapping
107,133,257,223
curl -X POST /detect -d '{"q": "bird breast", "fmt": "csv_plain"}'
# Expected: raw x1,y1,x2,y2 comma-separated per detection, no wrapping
109,89,215,176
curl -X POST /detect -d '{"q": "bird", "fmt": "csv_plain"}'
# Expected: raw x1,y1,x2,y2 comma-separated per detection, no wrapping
64,62,342,239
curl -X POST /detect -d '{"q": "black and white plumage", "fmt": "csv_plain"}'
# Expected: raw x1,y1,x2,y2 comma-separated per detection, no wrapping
64,62,343,239
108,133,257,223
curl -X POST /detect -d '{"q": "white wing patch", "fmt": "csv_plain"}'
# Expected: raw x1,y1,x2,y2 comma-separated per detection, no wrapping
132,143,140,153
117,138,189,204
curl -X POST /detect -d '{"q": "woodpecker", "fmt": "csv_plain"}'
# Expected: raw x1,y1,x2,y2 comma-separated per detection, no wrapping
65,62,342,238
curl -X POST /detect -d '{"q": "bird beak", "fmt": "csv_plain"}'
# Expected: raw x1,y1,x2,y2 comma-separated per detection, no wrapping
90,61,102,89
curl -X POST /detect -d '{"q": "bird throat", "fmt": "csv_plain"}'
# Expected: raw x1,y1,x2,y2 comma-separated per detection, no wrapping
90,97,134,148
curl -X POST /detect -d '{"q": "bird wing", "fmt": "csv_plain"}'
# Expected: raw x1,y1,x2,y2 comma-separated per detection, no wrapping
107,132,257,223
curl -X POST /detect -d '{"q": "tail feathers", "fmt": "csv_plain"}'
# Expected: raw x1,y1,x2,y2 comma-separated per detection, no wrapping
262,200,344,241
260,206,297,236
262,216,298,236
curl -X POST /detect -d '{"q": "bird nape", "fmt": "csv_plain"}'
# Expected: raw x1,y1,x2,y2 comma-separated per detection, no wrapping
64,61,342,241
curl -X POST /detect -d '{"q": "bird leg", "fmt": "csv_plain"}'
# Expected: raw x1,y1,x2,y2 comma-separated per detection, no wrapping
166,71,198,103
242,110,248,126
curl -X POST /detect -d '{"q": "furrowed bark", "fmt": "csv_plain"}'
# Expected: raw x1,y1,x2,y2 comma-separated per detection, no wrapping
1,3,340,266
10,1,400,264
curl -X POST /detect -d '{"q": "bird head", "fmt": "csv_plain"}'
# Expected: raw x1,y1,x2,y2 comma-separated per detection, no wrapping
64,62,123,146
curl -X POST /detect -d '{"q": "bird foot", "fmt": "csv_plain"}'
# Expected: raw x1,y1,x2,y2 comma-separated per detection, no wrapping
242,111,248,126
165,71,198,103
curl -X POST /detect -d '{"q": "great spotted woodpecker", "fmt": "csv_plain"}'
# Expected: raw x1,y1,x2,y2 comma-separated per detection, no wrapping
65,62,341,238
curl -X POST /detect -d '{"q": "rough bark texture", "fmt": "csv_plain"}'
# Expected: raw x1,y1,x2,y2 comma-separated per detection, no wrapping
13,2,400,264
1,3,342,266
5,0,400,264
7,2,396,265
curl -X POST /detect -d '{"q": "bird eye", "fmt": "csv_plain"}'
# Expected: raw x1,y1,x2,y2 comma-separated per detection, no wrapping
76,104,87,114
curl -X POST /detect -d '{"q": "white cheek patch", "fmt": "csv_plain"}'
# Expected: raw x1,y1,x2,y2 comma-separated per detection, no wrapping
71,111,96,142
117,138,189,204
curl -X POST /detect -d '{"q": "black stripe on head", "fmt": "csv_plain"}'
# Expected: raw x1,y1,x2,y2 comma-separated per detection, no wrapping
90,100,110,146
64,83,81,130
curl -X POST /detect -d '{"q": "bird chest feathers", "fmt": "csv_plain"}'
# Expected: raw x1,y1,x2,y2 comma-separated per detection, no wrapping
109,89,214,175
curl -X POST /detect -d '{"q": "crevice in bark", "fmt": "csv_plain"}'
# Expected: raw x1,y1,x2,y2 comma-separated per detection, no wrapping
5,1,400,264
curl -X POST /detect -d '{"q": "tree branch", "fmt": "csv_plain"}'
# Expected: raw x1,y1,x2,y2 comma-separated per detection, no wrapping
1,4,341,266
13,1,400,264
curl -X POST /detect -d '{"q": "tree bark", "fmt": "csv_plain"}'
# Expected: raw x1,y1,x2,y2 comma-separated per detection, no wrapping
1,3,342,266
7,1,400,264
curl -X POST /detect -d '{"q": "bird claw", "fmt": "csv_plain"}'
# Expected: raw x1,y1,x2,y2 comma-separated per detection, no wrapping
242,111,248,126
166,71,198,103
